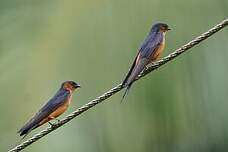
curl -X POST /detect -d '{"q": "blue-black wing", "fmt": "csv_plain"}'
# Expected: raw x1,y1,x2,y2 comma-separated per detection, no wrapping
18,89,70,136
122,31,162,86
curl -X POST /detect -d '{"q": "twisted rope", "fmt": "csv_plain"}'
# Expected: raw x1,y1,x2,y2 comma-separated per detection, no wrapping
8,19,228,152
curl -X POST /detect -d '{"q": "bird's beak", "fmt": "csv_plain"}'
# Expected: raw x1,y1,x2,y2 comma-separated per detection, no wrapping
167,28,171,31
74,84,81,88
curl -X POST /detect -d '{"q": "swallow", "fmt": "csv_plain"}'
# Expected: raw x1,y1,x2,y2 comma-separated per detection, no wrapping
121,23,171,101
18,80,81,139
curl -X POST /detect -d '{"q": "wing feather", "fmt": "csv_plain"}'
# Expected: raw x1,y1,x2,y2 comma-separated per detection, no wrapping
122,31,162,86
18,89,70,136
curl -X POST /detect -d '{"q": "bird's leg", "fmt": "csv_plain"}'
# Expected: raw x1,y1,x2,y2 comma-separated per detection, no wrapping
52,117,60,123
48,121,54,127
49,116,60,123
55,118,61,122
47,116,58,127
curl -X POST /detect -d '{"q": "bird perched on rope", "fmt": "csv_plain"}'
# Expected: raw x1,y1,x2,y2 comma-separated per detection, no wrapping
18,80,81,139
121,23,171,101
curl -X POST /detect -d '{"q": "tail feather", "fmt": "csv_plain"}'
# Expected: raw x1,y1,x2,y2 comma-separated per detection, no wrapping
18,127,32,137
122,57,149,102
124,59,148,86
121,84,132,103
13,127,35,147
18,119,39,137
19,128,32,140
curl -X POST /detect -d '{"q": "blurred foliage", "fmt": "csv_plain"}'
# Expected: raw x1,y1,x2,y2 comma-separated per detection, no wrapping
1,0,228,151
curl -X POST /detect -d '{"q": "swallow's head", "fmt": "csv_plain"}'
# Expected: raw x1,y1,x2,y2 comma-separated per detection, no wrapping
62,80,81,92
151,23,171,33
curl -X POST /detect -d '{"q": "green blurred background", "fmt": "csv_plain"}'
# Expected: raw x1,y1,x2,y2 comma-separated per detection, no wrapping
1,0,228,151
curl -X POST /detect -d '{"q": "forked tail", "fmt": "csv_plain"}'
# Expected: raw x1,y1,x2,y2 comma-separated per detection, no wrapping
120,83,132,103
